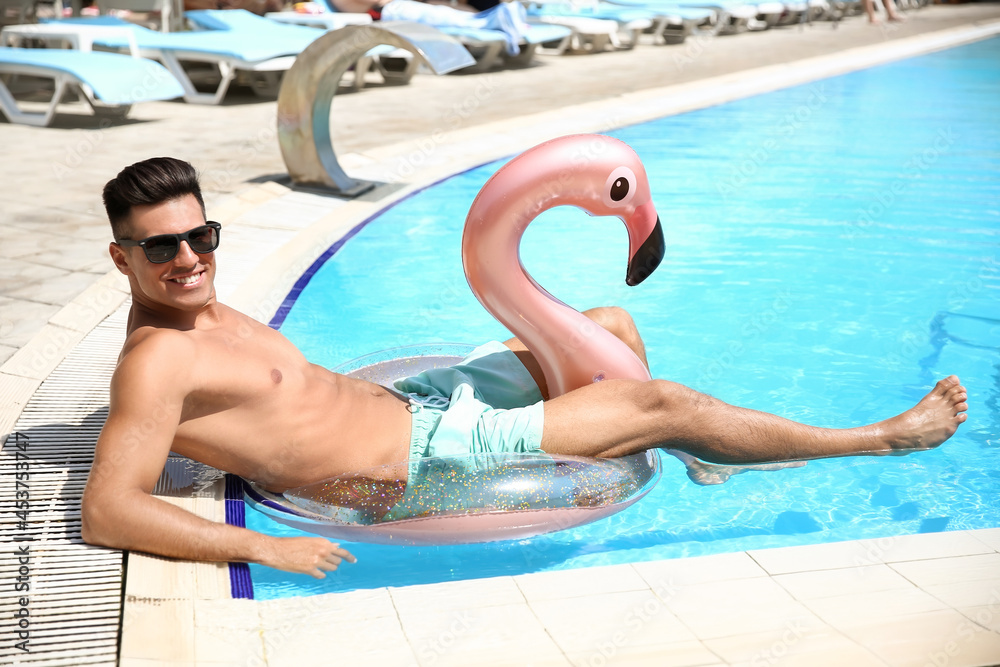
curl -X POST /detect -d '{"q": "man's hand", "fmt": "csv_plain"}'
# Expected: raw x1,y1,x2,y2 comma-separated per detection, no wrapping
260,536,357,579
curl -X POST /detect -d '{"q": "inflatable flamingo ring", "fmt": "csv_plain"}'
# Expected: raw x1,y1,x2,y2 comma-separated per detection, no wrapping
245,135,667,545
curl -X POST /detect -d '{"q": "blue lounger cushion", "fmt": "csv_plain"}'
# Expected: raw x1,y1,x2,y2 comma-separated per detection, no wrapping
44,14,325,103
185,9,398,60
0,47,183,105
48,14,321,63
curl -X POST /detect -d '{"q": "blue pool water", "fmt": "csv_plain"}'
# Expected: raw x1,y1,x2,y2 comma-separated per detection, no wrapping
248,37,1000,598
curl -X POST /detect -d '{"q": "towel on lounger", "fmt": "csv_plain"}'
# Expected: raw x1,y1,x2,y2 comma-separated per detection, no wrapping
380,0,529,55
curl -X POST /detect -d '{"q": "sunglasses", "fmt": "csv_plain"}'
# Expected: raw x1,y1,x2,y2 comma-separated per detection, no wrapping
116,222,222,264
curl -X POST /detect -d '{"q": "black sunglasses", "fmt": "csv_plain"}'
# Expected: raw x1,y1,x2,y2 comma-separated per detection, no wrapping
116,222,222,264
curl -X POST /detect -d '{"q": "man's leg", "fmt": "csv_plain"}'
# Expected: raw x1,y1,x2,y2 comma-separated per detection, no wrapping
540,376,968,463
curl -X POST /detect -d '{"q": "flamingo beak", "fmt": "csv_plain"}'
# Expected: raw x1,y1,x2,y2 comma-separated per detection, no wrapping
625,201,664,287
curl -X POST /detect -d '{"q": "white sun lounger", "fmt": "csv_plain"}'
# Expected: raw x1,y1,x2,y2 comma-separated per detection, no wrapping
187,8,417,89
0,46,183,126
45,13,324,104
524,0,653,51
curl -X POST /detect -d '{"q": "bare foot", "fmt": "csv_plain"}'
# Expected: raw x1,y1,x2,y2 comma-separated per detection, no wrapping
663,448,806,486
684,458,807,486
879,376,968,453
888,13,906,22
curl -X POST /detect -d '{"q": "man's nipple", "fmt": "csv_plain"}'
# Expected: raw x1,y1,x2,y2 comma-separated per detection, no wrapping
271,369,283,384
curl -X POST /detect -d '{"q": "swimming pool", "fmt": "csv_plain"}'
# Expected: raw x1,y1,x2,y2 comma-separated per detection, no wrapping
246,36,1000,598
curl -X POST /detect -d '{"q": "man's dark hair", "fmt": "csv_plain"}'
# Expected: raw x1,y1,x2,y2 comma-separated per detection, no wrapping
103,157,205,240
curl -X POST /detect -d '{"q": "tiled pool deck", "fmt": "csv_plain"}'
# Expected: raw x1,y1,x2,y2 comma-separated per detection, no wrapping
3,5,1000,665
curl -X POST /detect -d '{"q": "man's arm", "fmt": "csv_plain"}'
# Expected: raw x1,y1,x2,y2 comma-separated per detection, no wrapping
81,336,355,578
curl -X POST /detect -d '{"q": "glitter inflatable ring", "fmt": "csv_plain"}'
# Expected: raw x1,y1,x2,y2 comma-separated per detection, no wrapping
248,135,667,545
243,345,661,546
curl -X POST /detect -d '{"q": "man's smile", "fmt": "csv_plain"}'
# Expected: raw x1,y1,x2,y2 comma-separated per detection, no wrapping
167,269,206,286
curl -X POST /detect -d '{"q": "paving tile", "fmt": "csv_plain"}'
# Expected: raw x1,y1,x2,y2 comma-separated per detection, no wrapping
390,576,524,616
957,606,1000,634
48,281,130,334
868,531,996,564
0,298,60,347
923,579,1000,609
659,577,826,641
889,553,1000,588
124,551,197,601
259,587,397,624
971,528,1000,553
566,640,722,667
2,323,86,380
531,589,696,654
265,614,418,667
398,602,566,666
675,599,828,643
515,564,650,603
0,226,67,260
804,587,950,629
19,245,113,275
0,258,70,294
119,597,194,662
632,552,768,591
840,609,1000,667
773,564,915,601
748,539,875,575
192,598,263,664
666,575,797,615
0,343,16,366
6,269,96,306
705,626,885,667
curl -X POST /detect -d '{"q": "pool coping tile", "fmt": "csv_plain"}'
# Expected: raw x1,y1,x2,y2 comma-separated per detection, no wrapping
529,588,698,652
389,575,526,615
514,563,651,603
397,601,568,666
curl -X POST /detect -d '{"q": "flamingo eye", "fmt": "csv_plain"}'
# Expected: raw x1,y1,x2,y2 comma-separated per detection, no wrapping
610,177,629,201
603,167,636,208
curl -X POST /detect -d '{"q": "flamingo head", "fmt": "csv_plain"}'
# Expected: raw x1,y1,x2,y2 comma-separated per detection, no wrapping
583,137,664,287
466,134,664,287
529,135,664,287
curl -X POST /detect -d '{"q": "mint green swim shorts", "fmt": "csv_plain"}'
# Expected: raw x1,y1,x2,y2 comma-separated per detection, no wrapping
382,342,546,521
394,340,546,464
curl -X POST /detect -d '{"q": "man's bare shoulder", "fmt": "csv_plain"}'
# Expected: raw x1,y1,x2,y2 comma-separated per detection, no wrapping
111,326,197,401
120,324,195,362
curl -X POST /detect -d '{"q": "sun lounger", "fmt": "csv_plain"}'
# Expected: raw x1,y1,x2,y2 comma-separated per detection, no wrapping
45,13,325,104
410,21,570,69
0,46,183,126
597,0,717,41
186,8,416,89
288,0,570,70
524,1,653,51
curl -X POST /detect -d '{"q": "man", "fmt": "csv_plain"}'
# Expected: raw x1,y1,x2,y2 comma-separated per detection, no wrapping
82,157,969,579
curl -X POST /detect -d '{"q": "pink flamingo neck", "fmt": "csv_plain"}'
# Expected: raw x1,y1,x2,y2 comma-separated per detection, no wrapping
463,174,650,398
